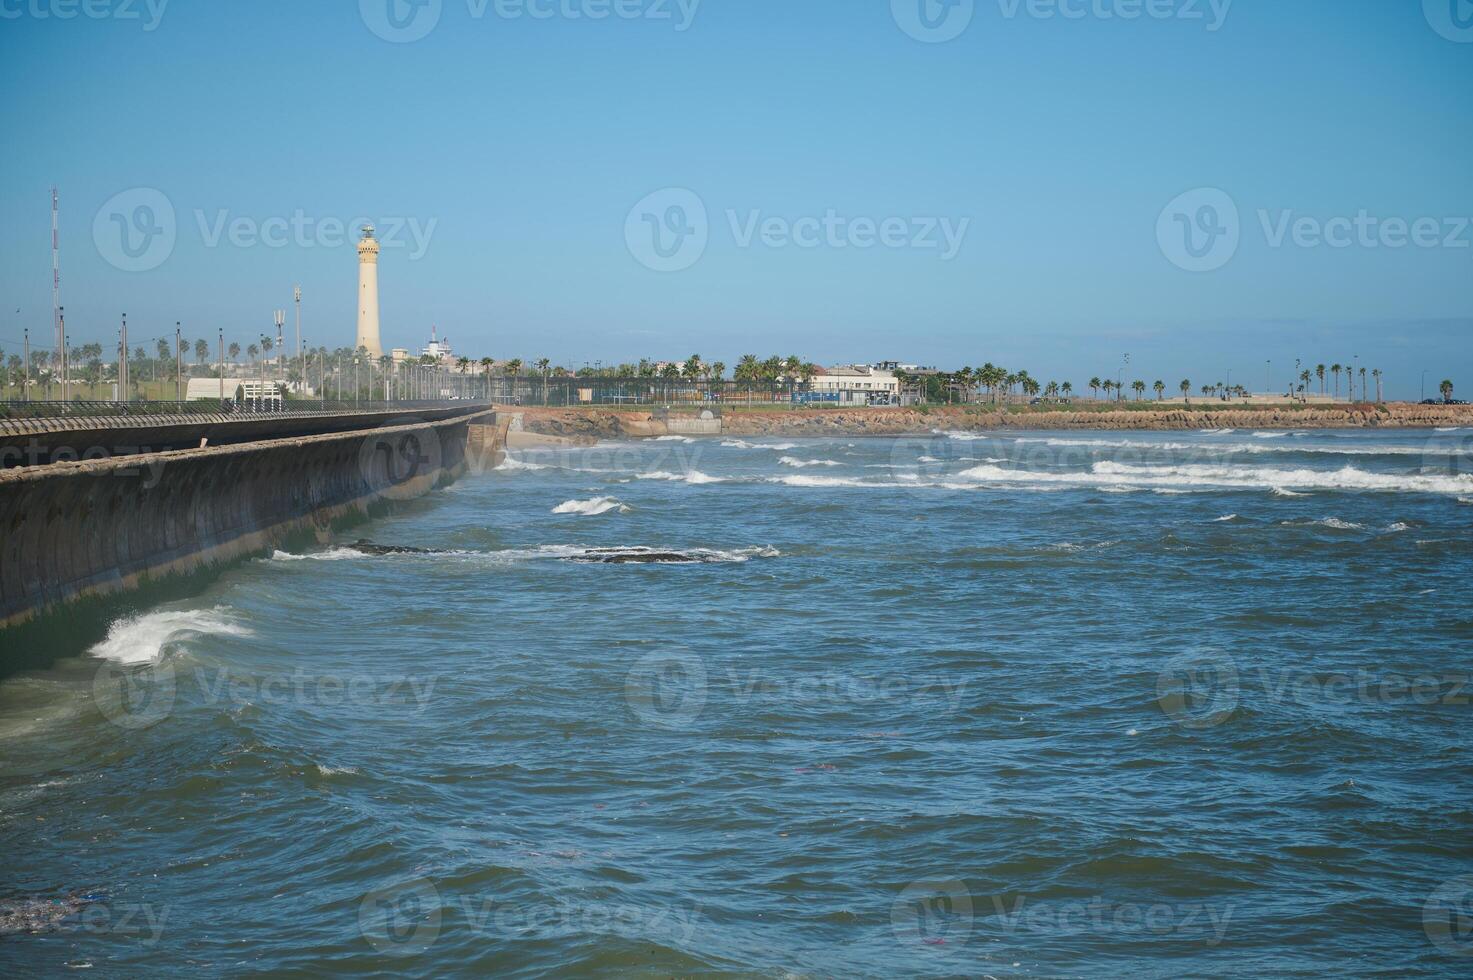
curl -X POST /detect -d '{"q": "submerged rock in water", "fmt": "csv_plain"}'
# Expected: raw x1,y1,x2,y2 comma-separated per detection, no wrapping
347,540,443,556
0,893,102,935
566,548,721,564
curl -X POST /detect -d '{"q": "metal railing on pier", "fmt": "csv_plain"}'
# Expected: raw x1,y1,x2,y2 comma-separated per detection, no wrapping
0,399,491,421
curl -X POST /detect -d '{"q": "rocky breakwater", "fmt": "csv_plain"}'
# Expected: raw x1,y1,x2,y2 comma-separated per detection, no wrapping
513,403,1473,439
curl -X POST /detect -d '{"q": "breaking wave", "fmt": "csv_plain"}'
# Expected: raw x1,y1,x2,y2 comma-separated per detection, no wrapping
552,496,630,516
89,608,252,665
779,456,842,468
953,461,1473,495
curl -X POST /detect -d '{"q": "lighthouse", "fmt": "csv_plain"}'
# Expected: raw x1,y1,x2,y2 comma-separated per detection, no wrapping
355,225,383,358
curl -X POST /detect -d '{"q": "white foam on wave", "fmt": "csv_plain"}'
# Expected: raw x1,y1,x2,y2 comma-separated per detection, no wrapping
934,430,992,441
1280,517,1365,530
1386,521,1413,532
1201,428,1236,434
779,456,842,468
954,461,1473,496
270,547,366,561
496,455,550,471
720,439,798,451
1015,435,1455,457
652,435,695,443
1212,514,1238,522
1436,427,1465,433
1272,487,1307,497
637,469,724,484
552,496,630,516
509,544,779,563
89,608,251,665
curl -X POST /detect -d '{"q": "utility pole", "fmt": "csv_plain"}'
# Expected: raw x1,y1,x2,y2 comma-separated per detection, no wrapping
23,327,29,402
274,309,286,385
294,285,302,388
218,327,225,402
51,188,62,369
175,322,182,401
58,308,67,402
119,313,128,400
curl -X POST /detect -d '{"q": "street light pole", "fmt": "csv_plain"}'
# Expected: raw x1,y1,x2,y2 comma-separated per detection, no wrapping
175,322,182,402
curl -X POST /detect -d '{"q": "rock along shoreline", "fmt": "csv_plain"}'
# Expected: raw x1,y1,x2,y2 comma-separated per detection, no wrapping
510,403,1473,442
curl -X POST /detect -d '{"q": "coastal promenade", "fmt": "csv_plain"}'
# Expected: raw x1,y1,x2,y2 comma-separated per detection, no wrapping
0,404,508,633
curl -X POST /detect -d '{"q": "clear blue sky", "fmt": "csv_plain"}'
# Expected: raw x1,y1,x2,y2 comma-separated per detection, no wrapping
1,0,1469,397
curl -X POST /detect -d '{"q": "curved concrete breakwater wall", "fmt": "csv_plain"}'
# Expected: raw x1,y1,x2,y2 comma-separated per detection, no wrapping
0,410,506,630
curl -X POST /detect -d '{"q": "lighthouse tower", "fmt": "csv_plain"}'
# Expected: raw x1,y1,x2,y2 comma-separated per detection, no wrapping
355,225,383,358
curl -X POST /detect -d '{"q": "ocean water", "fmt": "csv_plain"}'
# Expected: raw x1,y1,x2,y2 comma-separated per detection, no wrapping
3,428,1472,975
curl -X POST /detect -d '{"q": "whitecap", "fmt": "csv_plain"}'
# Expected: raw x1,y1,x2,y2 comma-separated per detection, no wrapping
652,435,694,443
1212,514,1238,522
496,455,549,471
779,456,842,468
552,496,630,516
637,469,724,484
89,608,251,665
270,547,368,562
954,461,1473,495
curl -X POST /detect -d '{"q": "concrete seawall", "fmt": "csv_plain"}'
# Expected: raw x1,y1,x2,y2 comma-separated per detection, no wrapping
0,409,506,630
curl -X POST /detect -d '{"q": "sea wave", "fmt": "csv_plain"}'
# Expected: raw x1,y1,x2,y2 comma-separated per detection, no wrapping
954,461,1473,495
496,455,550,471
720,440,798,451
637,469,724,484
89,608,251,665
779,456,842,468
652,435,695,442
552,496,630,516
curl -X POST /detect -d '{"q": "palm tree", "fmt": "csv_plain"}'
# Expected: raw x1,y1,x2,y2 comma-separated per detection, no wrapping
1316,363,1326,395
1358,367,1367,402
683,354,703,382
228,342,241,365
534,357,551,404
1440,378,1454,402
1061,381,1073,400
709,361,726,382
505,358,522,377
1153,380,1165,401
1179,379,1191,402
1372,368,1383,403
1299,369,1311,399
1131,380,1146,400
1331,363,1342,399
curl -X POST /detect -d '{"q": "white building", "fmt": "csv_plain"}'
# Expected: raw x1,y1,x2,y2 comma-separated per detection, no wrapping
808,365,901,404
